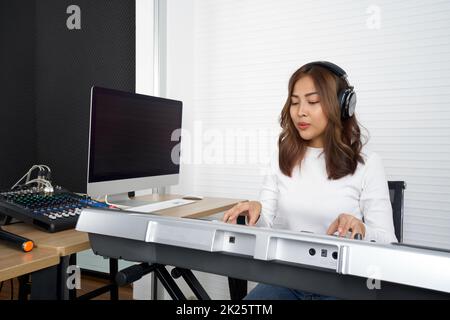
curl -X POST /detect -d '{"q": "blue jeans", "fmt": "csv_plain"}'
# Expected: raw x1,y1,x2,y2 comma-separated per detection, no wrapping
243,283,338,300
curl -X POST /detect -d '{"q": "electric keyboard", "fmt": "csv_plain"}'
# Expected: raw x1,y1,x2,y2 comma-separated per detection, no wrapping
0,186,109,232
76,208,450,299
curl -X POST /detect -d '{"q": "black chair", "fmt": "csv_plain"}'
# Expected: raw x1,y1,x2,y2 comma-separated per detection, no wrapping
388,180,406,243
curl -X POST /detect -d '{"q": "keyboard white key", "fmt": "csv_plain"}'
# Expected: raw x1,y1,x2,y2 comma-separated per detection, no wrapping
126,198,196,213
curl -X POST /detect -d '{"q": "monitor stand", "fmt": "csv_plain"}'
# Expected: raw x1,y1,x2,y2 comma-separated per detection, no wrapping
105,187,167,208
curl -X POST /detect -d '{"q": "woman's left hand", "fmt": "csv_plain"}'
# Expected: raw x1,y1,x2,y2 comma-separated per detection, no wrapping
326,213,366,239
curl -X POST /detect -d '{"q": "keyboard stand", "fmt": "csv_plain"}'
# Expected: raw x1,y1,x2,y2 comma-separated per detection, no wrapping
171,267,211,300
115,262,211,300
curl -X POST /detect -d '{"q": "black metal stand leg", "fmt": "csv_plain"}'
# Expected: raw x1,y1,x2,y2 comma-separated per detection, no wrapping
109,258,119,300
31,256,70,300
227,215,248,300
57,256,71,300
30,265,59,300
152,273,158,300
18,274,30,300
69,254,77,300
228,277,248,300
171,267,211,300
154,264,186,300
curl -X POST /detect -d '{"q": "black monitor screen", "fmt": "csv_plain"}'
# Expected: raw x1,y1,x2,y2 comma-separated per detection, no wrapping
88,87,182,183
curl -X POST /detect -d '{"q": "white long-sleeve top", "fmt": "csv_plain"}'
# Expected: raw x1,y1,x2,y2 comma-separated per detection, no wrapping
256,146,398,244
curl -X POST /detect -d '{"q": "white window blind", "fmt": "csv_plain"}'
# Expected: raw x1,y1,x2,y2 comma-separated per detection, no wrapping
167,0,450,298
175,0,450,250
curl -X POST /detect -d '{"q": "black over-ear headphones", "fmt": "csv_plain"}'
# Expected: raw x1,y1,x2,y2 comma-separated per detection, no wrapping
301,61,356,120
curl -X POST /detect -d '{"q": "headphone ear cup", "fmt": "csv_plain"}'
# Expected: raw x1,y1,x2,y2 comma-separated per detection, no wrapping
338,89,356,120
346,90,357,118
338,90,348,119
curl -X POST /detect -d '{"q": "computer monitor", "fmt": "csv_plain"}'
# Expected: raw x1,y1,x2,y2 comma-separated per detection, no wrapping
87,86,182,207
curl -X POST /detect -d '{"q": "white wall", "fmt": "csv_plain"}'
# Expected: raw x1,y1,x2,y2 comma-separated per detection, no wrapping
189,0,450,248
77,0,156,297
165,0,450,299
164,0,240,300
166,0,196,197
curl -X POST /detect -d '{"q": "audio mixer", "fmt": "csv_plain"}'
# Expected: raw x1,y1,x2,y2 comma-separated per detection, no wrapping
0,186,109,232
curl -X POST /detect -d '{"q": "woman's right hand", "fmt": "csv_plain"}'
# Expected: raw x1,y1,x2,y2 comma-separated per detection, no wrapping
222,201,262,226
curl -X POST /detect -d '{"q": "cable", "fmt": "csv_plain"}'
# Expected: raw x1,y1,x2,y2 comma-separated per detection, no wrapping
11,171,32,190
104,195,113,206
37,165,52,186
11,165,39,190
25,165,43,184
104,195,127,210
11,165,54,192
39,164,51,174
24,179,54,193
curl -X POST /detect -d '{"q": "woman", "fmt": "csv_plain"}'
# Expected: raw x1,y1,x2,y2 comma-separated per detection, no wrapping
222,61,397,300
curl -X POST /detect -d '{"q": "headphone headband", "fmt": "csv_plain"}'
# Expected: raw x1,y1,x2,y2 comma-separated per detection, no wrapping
300,61,356,120
302,61,350,86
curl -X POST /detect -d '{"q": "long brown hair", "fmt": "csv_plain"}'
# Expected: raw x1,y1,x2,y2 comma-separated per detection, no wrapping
278,64,366,179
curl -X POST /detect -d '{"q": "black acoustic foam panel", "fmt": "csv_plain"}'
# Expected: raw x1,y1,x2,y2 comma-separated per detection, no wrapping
0,0,37,189
35,0,136,192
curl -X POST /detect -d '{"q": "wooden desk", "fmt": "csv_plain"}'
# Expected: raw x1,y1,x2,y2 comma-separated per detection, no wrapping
0,244,59,283
2,194,241,255
2,224,89,257
134,194,243,219
0,194,242,299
